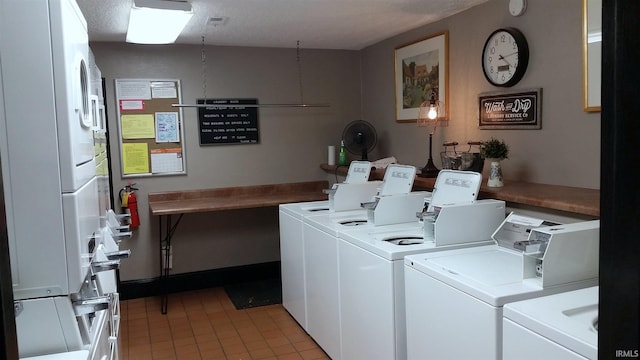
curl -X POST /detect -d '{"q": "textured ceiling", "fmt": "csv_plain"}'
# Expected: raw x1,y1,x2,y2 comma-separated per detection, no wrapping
76,0,490,50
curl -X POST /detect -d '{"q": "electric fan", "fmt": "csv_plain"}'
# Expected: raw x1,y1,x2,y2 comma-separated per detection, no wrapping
342,120,378,161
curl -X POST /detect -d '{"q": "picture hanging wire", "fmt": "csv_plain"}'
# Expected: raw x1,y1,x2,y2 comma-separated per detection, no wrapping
172,39,329,108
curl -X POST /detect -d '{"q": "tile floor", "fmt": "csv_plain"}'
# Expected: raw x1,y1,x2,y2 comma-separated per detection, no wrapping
119,287,330,360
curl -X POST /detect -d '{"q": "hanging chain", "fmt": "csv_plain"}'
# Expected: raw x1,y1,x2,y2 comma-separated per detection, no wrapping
201,35,207,102
297,40,304,105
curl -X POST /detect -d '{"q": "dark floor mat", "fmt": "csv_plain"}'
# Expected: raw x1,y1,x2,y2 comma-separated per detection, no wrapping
224,278,282,310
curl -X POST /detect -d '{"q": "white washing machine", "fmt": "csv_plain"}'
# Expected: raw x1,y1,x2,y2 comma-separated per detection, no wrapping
404,215,600,360
303,209,375,360
337,171,503,360
503,286,598,360
278,160,376,329
338,217,500,360
303,164,424,360
279,200,330,330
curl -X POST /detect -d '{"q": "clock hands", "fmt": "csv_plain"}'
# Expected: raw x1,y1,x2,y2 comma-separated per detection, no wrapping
498,55,512,68
497,52,517,71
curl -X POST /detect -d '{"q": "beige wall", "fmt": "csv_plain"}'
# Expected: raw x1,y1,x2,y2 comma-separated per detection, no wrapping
93,0,599,282
362,0,600,189
91,44,362,281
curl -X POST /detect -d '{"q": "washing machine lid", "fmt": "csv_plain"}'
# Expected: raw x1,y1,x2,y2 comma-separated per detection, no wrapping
279,200,330,219
344,161,373,183
428,170,481,211
339,222,429,259
491,212,562,250
405,246,577,306
503,286,598,359
378,164,416,196
339,222,494,260
304,209,372,236
407,246,598,306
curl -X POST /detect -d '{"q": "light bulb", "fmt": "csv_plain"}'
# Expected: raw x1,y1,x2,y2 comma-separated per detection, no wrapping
427,104,438,120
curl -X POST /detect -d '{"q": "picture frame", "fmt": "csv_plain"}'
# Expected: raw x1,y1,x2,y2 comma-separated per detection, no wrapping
583,0,601,112
478,88,542,129
395,31,449,123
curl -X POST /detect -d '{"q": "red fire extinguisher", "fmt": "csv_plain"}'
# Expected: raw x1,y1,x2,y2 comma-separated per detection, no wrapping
119,183,140,229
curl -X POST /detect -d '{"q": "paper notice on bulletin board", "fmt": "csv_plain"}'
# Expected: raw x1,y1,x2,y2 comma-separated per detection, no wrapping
151,148,183,173
155,112,179,142
117,81,152,100
121,114,155,139
150,81,178,98
122,143,150,174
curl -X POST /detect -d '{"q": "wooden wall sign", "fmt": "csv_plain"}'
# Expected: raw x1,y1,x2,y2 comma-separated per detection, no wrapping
478,88,542,129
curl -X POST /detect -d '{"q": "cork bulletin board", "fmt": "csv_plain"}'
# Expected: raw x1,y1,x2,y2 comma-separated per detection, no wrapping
114,79,187,178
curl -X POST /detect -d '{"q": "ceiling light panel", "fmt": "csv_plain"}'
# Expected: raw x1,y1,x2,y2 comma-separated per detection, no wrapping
126,0,194,44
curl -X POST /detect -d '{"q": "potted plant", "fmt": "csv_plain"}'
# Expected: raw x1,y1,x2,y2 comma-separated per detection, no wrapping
480,137,509,160
480,138,509,187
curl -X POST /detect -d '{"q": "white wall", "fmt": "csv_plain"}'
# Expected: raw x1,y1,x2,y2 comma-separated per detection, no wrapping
91,44,362,281
361,0,600,189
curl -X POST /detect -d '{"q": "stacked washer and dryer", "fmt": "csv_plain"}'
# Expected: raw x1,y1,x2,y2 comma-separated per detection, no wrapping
0,1,129,359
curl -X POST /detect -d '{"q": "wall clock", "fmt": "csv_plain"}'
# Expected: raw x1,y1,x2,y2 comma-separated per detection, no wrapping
482,27,529,87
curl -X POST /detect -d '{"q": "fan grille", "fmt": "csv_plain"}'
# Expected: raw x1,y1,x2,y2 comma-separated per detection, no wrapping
342,120,377,160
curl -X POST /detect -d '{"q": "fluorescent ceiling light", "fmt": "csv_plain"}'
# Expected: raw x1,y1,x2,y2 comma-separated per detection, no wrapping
126,0,193,44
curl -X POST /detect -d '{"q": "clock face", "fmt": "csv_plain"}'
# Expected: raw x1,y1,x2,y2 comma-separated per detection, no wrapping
482,28,529,87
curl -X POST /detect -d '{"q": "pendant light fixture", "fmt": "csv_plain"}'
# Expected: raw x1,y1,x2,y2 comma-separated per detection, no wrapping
172,40,329,108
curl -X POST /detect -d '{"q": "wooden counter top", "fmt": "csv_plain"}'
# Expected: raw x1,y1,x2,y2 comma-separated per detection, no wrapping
321,164,600,217
149,181,329,216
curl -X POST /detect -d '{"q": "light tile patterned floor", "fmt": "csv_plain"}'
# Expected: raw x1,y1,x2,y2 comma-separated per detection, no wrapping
119,287,330,360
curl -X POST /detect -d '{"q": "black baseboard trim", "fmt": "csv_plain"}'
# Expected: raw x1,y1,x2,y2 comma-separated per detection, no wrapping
119,261,281,300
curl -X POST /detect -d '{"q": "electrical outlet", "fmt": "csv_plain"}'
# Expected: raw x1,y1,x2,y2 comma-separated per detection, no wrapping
162,245,173,269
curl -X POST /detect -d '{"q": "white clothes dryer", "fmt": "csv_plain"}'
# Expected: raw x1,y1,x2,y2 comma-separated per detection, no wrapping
2,0,95,193
51,0,95,192
503,286,598,360
404,216,600,360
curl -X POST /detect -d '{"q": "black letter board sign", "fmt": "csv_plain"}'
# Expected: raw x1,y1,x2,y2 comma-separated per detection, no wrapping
198,98,260,145
478,89,542,130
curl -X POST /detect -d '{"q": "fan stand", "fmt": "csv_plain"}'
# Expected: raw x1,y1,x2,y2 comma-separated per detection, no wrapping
419,133,440,178
360,147,369,161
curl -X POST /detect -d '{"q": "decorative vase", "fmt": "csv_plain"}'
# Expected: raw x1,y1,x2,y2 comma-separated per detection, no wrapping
487,158,504,187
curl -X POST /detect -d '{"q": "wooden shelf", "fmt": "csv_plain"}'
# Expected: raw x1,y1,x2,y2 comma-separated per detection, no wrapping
149,181,329,216
321,164,599,217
